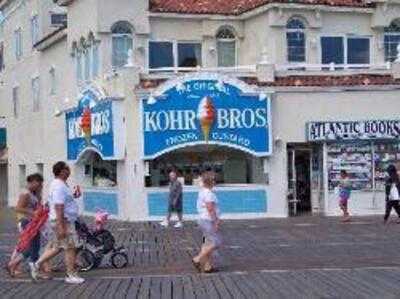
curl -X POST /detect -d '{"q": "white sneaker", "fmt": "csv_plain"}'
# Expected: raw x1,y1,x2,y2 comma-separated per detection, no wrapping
65,273,85,284
29,262,39,281
160,220,169,227
174,221,183,228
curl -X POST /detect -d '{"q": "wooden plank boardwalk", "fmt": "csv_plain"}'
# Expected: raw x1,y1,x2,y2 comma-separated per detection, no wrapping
2,207,400,298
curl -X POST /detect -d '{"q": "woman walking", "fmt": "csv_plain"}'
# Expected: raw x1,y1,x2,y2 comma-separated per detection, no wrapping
338,170,351,222
6,173,46,277
192,171,221,273
384,164,400,224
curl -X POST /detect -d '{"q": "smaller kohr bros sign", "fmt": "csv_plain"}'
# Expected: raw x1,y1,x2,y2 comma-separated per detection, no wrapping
308,120,400,141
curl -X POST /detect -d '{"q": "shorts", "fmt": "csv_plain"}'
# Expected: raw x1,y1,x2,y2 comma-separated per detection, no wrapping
168,199,183,213
339,197,348,207
46,221,78,250
198,219,222,247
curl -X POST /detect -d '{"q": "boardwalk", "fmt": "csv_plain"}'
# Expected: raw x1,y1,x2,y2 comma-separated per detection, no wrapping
2,207,400,298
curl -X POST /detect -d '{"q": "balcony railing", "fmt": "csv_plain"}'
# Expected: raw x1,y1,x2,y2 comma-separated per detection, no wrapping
140,62,392,79
276,62,392,72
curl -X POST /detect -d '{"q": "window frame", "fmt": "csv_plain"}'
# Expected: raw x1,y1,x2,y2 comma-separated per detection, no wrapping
384,20,400,62
286,18,306,63
148,40,174,69
30,15,39,47
49,67,56,95
0,41,4,71
319,34,371,66
177,41,202,68
12,86,19,118
14,28,22,60
111,23,133,69
91,41,100,78
83,47,91,81
216,27,237,67
31,76,40,112
147,40,203,70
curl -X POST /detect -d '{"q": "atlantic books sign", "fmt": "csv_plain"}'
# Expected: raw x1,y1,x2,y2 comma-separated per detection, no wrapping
142,73,272,159
308,120,400,142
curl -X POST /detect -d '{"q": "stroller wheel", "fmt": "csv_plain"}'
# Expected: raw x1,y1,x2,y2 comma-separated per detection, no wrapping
76,248,95,272
111,252,128,269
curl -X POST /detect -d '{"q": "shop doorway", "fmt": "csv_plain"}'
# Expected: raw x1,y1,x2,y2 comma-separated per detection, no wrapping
287,146,312,216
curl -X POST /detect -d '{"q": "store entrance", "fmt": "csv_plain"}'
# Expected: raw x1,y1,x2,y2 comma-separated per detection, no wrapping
287,146,312,216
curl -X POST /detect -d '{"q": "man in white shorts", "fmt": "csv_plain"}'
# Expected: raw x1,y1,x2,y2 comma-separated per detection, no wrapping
29,161,85,284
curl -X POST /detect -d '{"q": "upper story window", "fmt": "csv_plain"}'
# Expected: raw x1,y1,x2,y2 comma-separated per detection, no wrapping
111,21,133,68
286,18,306,63
14,28,23,60
84,47,91,81
0,42,4,71
49,67,56,95
31,15,39,47
216,27,236,67
321,36,370,66
149,41,202,70
74,38,100,84
149,41,173,69
178,42,202,67
384,19,400,62
32,76,40,112
12,86,19,118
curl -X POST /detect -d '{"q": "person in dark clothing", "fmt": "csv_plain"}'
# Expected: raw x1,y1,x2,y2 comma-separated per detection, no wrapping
383,164,400,224
160,170,184,228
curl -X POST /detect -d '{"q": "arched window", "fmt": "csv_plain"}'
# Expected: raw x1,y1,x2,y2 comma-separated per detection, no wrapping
216,27,236,67
384,19,400,62
111,21,133,68
286,18,306,63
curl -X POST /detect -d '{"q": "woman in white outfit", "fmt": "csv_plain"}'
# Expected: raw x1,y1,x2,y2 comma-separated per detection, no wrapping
192,171,221,273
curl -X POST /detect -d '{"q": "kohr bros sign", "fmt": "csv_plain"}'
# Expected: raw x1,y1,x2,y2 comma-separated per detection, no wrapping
66,88,124,161
142,73,272,159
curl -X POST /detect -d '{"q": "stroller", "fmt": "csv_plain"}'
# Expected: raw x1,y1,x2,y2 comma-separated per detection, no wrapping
75,211,128,271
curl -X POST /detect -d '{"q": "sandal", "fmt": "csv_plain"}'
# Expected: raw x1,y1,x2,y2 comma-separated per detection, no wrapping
4,265,15,278
191,259,201,272
203,267,219,274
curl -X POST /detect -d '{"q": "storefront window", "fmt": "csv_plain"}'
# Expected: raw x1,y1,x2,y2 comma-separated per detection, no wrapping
374,142,400,190
145,145,265,187
328,142,400,192
83,152,117,188
328,143,373,191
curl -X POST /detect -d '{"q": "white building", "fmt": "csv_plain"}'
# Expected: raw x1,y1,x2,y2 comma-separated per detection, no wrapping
1,0,400,220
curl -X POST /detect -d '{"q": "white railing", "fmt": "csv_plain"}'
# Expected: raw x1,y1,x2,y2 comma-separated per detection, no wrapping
142,63,392,77
276,62,391,72
145,65,257,74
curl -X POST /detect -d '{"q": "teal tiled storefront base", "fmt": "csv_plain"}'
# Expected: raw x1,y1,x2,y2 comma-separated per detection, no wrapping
148,189,267,216
83,191,119,216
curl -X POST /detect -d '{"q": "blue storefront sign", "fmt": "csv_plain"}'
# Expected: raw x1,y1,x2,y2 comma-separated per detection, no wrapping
142,74,272,159
66,88,124,161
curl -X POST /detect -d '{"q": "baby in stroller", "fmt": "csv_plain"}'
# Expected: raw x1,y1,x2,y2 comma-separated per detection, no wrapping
74,211,128,271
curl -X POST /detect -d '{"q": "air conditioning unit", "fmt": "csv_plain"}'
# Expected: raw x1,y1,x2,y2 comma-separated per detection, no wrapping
51,13,67,27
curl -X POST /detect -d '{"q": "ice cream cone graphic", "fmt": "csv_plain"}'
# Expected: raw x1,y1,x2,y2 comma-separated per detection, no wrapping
80,107,92,144
197,96,215,143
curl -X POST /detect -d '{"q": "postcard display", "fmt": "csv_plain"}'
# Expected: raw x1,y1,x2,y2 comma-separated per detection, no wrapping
328,142,400,192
